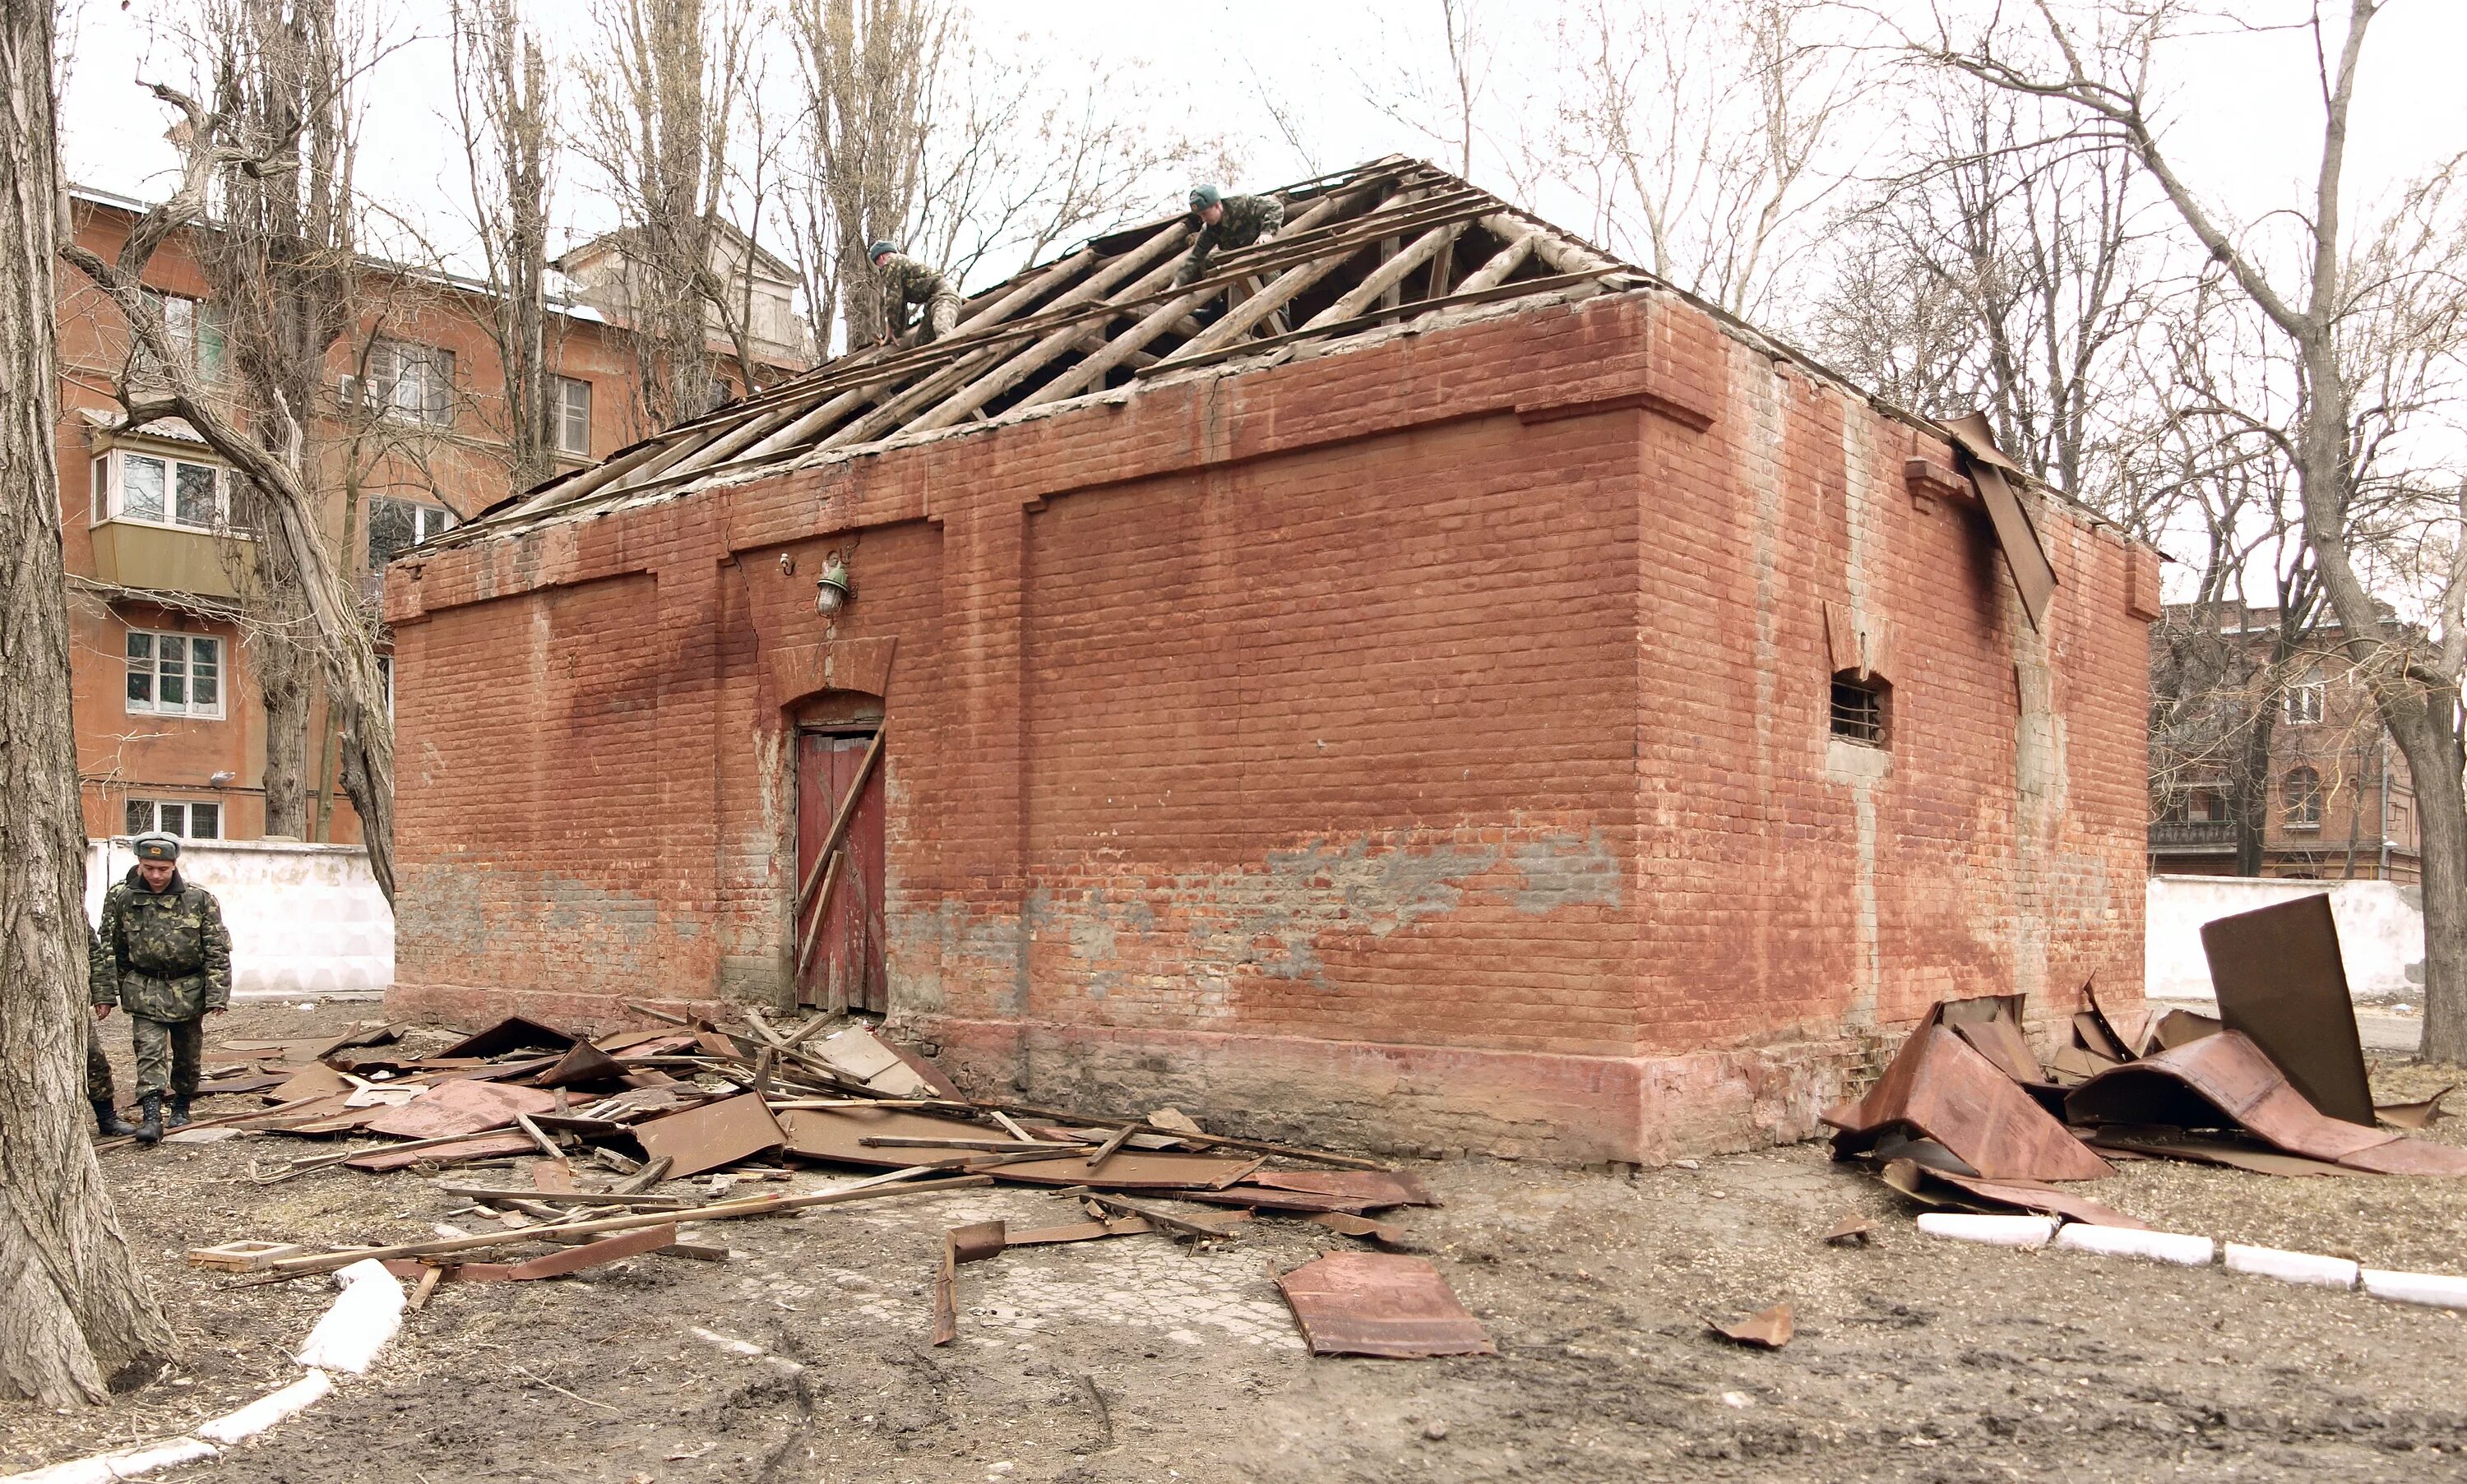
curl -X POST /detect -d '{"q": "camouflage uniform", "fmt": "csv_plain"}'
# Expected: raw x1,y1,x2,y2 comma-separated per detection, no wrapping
877,252,961,343
96,862,229,1106
1174,194,1287,287
86,924,117,1107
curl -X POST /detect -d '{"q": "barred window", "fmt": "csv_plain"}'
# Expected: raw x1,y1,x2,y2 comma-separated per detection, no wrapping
1829,671,1889,747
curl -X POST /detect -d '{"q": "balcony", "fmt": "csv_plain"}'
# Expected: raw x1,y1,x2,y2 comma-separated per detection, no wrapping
88,519,252,602
2149,818,2237,852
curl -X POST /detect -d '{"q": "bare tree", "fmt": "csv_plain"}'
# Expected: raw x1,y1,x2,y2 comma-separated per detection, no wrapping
786,0,938,350
576,0,764,426
1549,0,1859,319
1923,1,2467,1061
60,72,400,899
453,0,558,489
0,0,178,1403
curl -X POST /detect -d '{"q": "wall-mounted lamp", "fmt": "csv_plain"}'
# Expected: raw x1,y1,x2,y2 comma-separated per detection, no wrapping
209,770,237,786
815,552,854,617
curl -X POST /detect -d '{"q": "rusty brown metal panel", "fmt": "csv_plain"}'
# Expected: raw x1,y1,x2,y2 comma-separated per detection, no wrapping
633,1093,787,1179
436,1015,576,1060
779,1106,1261,1189
363,1079,559,1140
2199,893,2376,1126
1823,1025,2112,1181
1880,1158,2146,1228
1275,1254,1495,1358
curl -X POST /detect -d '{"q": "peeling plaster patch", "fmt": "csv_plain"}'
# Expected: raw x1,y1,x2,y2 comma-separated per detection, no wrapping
1025,828,1623,1017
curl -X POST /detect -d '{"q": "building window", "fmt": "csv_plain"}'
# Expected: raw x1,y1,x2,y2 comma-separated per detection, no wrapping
366,498,454,570
124,798,220,839
2282,765,2323,830
124,629,224,719
2284,676,2325,725
134,290,226,383
358,340,456,425
555,376,593,455
1829,671,1889,747
90,447,238,533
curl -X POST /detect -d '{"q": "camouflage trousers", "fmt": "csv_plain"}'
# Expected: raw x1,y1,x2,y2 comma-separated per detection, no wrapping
129,1015,204,1100
923,294,960,342
86,1019,116,1105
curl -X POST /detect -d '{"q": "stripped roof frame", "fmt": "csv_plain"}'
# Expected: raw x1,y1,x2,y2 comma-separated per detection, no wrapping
434,155,1637,550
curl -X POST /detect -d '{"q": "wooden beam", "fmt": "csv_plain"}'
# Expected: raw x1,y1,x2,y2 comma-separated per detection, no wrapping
904,223,1194,435
1023,185,1398,407
1156,189,1426,366
794,728,885,913
1301,220,1466,331
1448,226,1539,296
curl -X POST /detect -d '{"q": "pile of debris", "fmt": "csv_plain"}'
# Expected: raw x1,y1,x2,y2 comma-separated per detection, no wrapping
1825,895,2465,1232
164,1002,1488,1357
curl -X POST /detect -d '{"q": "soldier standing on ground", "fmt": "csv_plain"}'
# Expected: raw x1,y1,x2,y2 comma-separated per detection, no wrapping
95,833,229,1145
1173,184,1286,288
871,240,961,345
87,923,135,1136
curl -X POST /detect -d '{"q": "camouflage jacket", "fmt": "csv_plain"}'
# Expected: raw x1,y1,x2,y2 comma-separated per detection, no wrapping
877,253,956,335
96,869,230,1020
87,924,111,1006
1175,195,1287,286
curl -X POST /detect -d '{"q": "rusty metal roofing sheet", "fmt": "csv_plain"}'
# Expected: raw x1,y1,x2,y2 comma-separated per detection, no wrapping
1275,1254,1495,1358
2200,893,2376,1126
435,1016,576,1060
1824,1024,2112,1181
362,1079,559,1140
778,1106,1261,1189
632,1093,787,1180
2067,1031,2467,1174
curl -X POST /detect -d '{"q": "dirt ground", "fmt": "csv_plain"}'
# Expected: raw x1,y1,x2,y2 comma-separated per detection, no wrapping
10,1001,2467,1483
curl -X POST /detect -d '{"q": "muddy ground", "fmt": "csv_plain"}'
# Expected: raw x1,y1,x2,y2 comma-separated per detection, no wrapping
8,1001,2467,1483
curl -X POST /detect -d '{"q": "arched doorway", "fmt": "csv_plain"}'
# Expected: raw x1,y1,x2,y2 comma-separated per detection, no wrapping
792,692,886,1011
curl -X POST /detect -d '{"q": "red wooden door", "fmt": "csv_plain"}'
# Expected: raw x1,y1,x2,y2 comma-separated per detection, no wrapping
794,730,886,1011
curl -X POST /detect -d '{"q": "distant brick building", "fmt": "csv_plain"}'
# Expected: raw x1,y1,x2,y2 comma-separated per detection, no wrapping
384,161,2161,1162
2148,603,2421,881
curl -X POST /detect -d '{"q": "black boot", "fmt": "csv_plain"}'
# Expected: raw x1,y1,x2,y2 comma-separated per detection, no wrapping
166,1097,192,1130
93,1098,137,1137
135,1094,163,1145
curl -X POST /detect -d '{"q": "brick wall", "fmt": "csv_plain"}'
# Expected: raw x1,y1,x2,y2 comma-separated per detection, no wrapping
386,284,2155,1162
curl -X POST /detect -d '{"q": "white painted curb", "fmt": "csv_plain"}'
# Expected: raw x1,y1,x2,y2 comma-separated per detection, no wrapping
2361,1269,2467,1310
2223,1244,2359,1289
2053,1225,2215,1266
0,1257,406,1482
1915,1213,2057,1248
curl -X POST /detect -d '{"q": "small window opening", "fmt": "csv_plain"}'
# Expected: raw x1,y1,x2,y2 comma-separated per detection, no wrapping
1830,671,1889,747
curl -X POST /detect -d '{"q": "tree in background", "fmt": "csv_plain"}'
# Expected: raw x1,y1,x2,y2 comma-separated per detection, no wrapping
453,0,558,492
1923,0,2467,1060
0,0,178,1403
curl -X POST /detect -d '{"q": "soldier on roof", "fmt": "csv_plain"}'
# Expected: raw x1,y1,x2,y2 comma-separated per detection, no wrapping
95,832,230,1144
1173,184,1286,288
872,240,962,346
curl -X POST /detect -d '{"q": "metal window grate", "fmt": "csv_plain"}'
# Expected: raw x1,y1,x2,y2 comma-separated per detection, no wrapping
1831,675,1886,746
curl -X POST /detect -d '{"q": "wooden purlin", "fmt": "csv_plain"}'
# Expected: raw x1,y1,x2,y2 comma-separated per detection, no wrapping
655,247,1105,484
1447,223,1539,296
818,225,1196,450
1016,179,1402,411
904,223,1198,436
1158,187,1433,364
1301,219,1467,331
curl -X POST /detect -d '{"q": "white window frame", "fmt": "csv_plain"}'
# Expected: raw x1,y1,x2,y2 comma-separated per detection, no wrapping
135,290,226,384
124,798,222,839
124,627,226,720
90,446,243,536
366,499,455,571
356,339,456,426
555,375,593,456
2284,679,2326,726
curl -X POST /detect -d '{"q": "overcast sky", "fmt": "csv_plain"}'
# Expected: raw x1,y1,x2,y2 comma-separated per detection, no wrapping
59,0,2467,269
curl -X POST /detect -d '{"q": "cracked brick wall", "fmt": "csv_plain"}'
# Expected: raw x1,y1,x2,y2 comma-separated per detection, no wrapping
384,284,2155,1162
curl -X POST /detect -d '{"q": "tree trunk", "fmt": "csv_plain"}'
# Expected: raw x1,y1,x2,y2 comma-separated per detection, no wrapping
256,622,314,837
0,0,178,1403
2400,705,2467,1062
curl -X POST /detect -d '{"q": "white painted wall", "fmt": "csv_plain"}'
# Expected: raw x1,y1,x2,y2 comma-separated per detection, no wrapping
2146,874,2423,1005
86,838,393,998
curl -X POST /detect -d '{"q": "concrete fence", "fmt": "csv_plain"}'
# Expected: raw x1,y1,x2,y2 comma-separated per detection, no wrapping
86,837,393,998
2147,874,2423,1005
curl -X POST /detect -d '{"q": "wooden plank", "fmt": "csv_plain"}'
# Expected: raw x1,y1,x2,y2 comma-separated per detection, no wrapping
794,728,885,912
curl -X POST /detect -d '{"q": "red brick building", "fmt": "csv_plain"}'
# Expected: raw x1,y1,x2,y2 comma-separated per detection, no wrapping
384,161,2160,1161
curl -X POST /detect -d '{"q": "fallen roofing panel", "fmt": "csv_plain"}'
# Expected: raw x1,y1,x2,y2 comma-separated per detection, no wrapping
344,1132,535,1172
2201,893,2376,1126
362,1079,559,1140
1823,1024,2112,1181
778,1106,1261,1189
435,1015,576,1060
632,1093,787,1180
2067,1031,2467,1175
1275,1254,1495,1359
1879,1158,2146,1228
